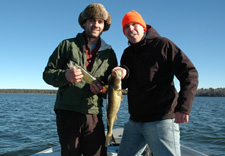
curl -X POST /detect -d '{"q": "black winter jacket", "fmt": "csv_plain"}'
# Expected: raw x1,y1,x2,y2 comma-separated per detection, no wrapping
121,25,198,122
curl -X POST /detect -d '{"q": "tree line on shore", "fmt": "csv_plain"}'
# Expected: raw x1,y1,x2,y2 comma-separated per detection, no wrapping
0,88,225,97
195,88,225,97
0,89,57,94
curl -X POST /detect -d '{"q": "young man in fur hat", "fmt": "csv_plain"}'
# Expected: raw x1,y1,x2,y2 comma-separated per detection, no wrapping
113,10,198,156
43,3,117,156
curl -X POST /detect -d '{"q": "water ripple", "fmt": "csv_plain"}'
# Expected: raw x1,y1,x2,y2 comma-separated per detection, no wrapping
0,95,224,156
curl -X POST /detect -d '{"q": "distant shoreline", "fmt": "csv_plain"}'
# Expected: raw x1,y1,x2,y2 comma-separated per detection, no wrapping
0,88,225,97
0,89,57,94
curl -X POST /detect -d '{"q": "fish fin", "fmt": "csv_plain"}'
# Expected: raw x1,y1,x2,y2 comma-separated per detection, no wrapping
104,85,109,90
122,89,128,93
115,116,118,121
122,89,127,96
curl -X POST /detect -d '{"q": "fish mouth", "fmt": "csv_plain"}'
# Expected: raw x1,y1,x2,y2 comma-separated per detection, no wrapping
112,70,122,79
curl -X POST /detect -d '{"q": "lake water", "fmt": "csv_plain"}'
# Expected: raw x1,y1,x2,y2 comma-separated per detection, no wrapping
0,94,224,156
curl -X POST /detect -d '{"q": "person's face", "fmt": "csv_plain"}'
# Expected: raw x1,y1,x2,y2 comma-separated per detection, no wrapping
124,22,145,44
84,18,104,40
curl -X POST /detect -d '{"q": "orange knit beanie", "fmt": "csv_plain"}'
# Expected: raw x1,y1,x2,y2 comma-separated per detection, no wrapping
122,10,146,34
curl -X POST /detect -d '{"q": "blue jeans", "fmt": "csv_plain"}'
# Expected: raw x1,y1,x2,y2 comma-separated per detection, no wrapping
118,119,181,156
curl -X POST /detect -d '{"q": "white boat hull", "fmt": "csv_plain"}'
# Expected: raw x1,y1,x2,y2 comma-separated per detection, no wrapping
32,128,208,156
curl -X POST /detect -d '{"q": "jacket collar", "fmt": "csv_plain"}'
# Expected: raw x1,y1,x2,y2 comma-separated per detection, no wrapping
81,31,112,51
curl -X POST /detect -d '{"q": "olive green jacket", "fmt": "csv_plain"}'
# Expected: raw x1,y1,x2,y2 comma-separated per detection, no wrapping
43,32,118,114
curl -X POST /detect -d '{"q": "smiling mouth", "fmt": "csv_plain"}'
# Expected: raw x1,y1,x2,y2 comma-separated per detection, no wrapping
91,27,100,31
129,33,137,37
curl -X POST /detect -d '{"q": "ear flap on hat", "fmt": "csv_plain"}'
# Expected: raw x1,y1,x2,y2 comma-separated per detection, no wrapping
78,13,85,29
104,12,111,31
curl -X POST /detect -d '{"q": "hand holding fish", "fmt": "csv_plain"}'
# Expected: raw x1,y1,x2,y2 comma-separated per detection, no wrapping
65,69,84,83
112,67,127,79
90,83,106,94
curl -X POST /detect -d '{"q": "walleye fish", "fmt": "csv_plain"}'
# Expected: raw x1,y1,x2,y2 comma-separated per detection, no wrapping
105,70,123,147
67,60,98,84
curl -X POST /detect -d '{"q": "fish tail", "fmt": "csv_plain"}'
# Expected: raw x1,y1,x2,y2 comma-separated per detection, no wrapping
105,133,115,147
105,133,112,147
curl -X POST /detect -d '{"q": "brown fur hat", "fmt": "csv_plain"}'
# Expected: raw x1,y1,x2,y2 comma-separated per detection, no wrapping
78,3,111,31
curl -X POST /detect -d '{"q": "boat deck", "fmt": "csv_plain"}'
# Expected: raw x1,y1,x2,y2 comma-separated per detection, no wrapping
32,128,208,156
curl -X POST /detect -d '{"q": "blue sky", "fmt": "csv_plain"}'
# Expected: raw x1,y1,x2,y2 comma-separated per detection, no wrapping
0,0,225,90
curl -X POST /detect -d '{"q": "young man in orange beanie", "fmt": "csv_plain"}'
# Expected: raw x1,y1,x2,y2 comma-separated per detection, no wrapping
113,10,198,156
43,3,117,156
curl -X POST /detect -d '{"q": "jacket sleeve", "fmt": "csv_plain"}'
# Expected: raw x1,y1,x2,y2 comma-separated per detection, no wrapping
166,39,199,114
43,41,69,88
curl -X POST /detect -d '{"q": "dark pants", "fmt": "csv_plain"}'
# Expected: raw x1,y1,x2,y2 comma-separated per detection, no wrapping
56,110,107,156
